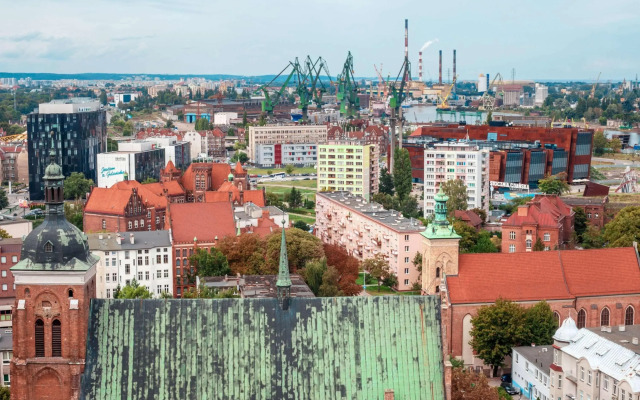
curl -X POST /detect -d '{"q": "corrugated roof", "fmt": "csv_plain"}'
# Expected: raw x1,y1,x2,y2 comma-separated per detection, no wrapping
80,296,445,399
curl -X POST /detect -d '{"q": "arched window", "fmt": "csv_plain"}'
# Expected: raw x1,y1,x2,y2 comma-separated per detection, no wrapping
435,267,440,278
102,219,106,229
128,221,132,230
68,289,74,298
626,306,635,326
553,311,561,327
44,242,53,253
577,309,587,329
35,319,44,357
24,288,30,298
600,308,610,327
52,320,61,357
435,286,440,293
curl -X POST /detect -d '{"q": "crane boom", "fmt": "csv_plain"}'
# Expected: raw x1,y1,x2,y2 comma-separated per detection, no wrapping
590,72,601,99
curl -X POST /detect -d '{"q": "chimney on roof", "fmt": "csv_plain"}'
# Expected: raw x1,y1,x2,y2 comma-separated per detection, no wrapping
98,233,103,240
518,205,529,217
633,337,639,345
129,233,134,244
116,234,122,245
384,389,395,400
619,325,626,332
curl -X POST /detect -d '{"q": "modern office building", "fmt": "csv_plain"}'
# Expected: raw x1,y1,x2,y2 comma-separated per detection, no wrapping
137,136,191,171
535,83,549,106
88,230,174,298
423,142,490,216
477,74,489,93
96,141,166,187
248,125,327,161
317,142,379,201
315,192,425,291
27,98,106,200
254,143,317,167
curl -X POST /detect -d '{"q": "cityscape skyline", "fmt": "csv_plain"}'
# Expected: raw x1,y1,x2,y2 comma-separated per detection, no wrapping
0,0,638,80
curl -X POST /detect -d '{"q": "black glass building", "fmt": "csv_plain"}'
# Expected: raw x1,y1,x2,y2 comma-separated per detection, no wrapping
27,99,106,200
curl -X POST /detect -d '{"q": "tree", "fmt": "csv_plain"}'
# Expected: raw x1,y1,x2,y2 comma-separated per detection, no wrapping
217,234,268,275
194,118,211,131
99,90,107,106
122,121,134,136
285,164,295,175
242,110,248,127
452,367,500,400
142,177,158,184
182,285,239,299
293,220,310,231
379,167,395,195
486,111,493,124
323,243,361,295
371,193,397,211
64,172,94,200
470,298,528,377
0,229,10,239
64,201,83,231
287,187,303,209
0,189,7,209
265,192,284,209
470,231,498,253
165,120,174,129
362,254,392,291
533,237,545,251
609,137,622,153
538,173,569,195
230,152,248,163
264,228,325,273
471,208,487,224
452,220,478,252
188,247,230,278
573,207,588,240
114,279,153,299
392,148,412,200
258,113,266,126
593,131,608,156
582,225,605,249
397,195,420,218
441,179,468,214
524,301,557,346
300,258,327,296
318,265,343,296
603,206,640,247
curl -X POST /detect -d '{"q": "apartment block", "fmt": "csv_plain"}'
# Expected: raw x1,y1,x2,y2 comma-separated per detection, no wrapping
423,142,490,216
88,230,174,298
254,143,317,167
248,125,327,162
315,192,425,291
317,142,379,202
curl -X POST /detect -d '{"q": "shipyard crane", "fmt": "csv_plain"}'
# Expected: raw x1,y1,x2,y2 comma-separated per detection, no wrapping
590,72,601,99
256,60,301,116
296,56,333,123
374,64,388,100
437,75,457,110
479,73,504,111
388,56,411,171
336,52,360,118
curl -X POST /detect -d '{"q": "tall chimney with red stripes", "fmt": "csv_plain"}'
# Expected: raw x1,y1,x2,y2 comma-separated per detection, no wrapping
453,49,457,93
418,51,423,82
438,50,442,85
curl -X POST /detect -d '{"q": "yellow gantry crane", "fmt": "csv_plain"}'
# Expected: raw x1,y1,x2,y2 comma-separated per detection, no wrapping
437,75,457,110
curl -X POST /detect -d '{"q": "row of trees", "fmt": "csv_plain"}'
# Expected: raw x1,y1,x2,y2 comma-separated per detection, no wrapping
372,148,421,218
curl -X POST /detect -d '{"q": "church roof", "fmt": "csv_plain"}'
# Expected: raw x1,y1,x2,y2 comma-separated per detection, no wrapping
80,296,445,399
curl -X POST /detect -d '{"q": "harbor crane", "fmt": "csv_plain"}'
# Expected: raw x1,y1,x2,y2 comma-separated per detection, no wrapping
336,52,360,118
388,55,411,171
479,73,504,111
590,72,601,99
297,56,332,123
374,64,388,100
437,75,458,110
256,60,301,116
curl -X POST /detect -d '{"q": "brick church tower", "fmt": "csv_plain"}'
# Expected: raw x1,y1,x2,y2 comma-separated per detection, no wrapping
11,141,98,400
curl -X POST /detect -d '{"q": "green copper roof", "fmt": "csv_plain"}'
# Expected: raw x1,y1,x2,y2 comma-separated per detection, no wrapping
276,224,291,289
422,187,461,239
80,296,445,399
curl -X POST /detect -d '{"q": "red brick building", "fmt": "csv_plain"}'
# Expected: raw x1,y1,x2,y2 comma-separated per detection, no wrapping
0,238,22,300
454,210,483,231
168,202,236,297
563,196,608,228
501,195,574,253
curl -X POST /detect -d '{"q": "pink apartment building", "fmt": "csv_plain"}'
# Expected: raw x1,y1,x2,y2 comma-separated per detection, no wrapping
315,191,426,291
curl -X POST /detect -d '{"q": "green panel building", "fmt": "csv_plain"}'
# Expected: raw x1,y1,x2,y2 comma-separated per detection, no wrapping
80,296,445,399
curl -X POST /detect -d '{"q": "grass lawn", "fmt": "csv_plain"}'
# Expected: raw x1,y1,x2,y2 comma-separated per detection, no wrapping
287,207,315,216
290,214,316,225
597,153,640,162
259,185,317,198
608,193,640,203
248,166,316,175
261,179,317,188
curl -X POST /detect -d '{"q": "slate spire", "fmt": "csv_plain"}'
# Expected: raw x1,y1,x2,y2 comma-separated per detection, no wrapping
276,219,291,309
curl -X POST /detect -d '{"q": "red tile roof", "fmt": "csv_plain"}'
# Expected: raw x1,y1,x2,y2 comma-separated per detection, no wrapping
503,195,572,228
245,213,279,237
211,163,232,190
242,190,266,207
162,160,179,174
448,247,640,304
234,161,245,175
113,180,168,210
454,210,482,228
204,191,232,203
84,187,135,215
212,128,225,138
143,180,185,197
168,202,236,244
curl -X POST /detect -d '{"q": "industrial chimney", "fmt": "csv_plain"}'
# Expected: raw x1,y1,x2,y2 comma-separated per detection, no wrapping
453,49,457,93
418,51,423,82
404,19,408,60
439,50,442,85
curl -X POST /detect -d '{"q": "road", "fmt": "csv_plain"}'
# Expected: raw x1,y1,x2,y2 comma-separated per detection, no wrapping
592,157,640,168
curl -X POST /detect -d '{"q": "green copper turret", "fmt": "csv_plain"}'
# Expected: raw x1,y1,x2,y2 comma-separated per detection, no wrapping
276,219,291,309
421,186,461,240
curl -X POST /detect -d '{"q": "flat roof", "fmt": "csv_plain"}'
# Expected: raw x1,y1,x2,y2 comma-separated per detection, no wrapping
202,274,314,298
88,230,171,251
513,345,554,372
587,325,640,353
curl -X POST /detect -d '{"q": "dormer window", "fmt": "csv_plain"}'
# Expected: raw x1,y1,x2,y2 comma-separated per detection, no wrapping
44,241,54,253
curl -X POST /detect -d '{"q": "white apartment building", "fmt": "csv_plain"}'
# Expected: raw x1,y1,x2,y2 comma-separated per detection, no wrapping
254,143,317,167
88,230,174,298
315,192,426,291
423,142,490,216
550,317,640,400
214,112,238,125
248,125,327,161
512,345,552,400
317,142,379,202
535,84,549,106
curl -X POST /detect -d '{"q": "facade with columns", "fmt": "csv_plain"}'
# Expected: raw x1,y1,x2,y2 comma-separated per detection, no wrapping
421,187,640,375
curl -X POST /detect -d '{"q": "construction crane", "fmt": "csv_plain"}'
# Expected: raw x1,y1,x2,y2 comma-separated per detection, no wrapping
437,75,457,110
336,52,360,118
374,64,388,100
480,73,504,111
590,72,601,99
388,55,411,171
256,60,301,116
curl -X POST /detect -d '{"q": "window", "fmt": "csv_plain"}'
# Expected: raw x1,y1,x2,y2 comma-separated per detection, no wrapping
140,219,144,227
404,279,409,285
125,264,130,274
526,239,532,249
510,231,516,240
157,285,162,294
543,233,551,241
106,289,111,298
128,221,132,229
2,351,11,364
35,319,44,357
435,267,440,278
577,309,586,328
580,366,584,381
157,270,162,278
587,370,592,385
125,251,130,259
145,256,149,266
111,258,116,266
404,268,409,274
163,255,168,263
0,271,5,278
0,257,5,264
525,361,529,371
102,219,106,229
106,274,110,282
164,270,169,278
2,285,6,291
145,271,149,280
558,375,562,388
404,257,409,263
509,244,516,253
404,246,409,252
138,272,143,281
600,307,610,327
553,311,561,327
11,256,16,262
112,273,117,282
164,285,169,293
626,306,635,325
404,235,409,241
105,258,109,267
604,376,609,390
134,220,138,228
157,255,161,264
44,242,53,252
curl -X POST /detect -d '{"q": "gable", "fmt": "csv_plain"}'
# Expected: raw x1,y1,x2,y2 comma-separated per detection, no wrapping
81,296,445,399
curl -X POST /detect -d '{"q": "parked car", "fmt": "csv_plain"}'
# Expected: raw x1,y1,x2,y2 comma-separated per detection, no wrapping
500,373,512,383
500,382,519,395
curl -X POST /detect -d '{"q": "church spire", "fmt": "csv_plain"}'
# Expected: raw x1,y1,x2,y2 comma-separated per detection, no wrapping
43,131,65,207
433,186,449,226
422,186,461,240
276,219,291,309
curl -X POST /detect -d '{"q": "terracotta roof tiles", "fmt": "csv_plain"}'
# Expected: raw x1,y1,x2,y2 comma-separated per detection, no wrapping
169,202,236,243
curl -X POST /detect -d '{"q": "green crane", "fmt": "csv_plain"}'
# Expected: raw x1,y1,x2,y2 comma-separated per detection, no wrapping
336,51,360,118
388,56,411,171
257,60,301,116
296,56,333,123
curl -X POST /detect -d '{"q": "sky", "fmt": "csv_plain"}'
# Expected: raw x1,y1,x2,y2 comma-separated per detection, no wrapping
0,0,639,81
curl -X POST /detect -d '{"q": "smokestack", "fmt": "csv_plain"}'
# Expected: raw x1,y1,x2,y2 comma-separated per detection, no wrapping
453,49,457,93
439,50,442,85
404,19,408,60
419,51,423,82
